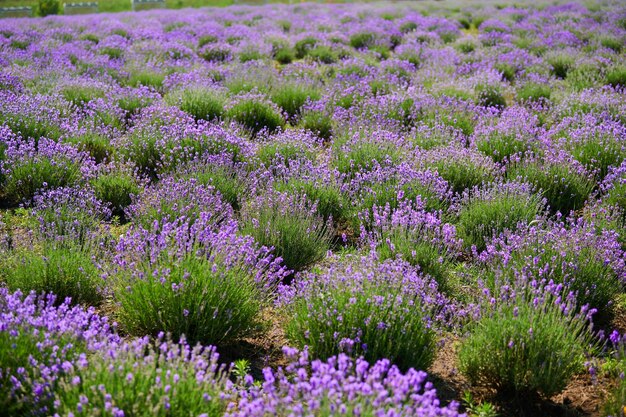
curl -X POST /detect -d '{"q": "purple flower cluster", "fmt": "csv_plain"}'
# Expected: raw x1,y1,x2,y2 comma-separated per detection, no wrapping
126,176,234,228
227,346,465,417
475,216,626,317
113,214,287,290
0,289,119,415
54,333,233,417
359,197,462,277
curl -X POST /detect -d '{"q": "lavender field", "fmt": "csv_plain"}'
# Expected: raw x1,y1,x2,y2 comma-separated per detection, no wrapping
0,1,625,416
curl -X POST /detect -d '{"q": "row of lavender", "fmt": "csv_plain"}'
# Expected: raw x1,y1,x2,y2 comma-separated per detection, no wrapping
0,1,625,415
2,288,465,416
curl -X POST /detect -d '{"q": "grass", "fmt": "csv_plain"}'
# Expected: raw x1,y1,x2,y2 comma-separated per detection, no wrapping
65,132,114,164
166,87,225,122
333,139,401,177
270,84,320,120
226,98,285,137
2,157,84,206
91,172,140,221
180,165,245,211
456,187,545,252
274,179,348,224
507,161,595,215
377,235,454,291
299,109,333,141
0,245,104,307
0,0,367,14
0,0,235,14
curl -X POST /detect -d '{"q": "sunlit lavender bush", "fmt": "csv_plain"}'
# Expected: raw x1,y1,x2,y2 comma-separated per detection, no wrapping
126,176,233,229
282,255,449,371
111,215,286,346
459,280,597,398
454,181,546,251
0,138,96,205
477,217,626,317
0,289,119,416
54,334,233,417
359,198,462,289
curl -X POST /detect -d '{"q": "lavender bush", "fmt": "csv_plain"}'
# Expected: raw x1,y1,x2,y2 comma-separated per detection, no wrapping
359,198,461,289
282,255,446,371
111,216,285,346
240,191,334,273
126,176,233,229
54,334,232,417
0,139,95,206
459,281,596,398
0,289,119,416
455,182,546,251
477,218,626,318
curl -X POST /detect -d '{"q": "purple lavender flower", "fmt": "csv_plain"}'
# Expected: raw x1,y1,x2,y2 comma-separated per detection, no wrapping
0,289,119,415
226,347,465,417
